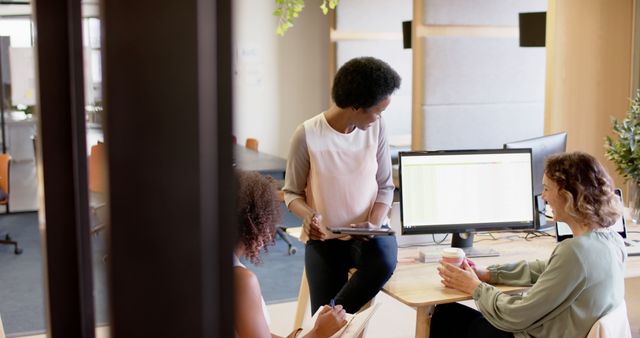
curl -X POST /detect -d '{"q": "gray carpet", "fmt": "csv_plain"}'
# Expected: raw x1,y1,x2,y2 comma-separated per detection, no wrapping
0,212,46,337
0,212,110,337
0,207,304,336
241,213,305,304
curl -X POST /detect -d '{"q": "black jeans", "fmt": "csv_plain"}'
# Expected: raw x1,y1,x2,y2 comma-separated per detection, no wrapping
430,303,514,338
304,233,397,314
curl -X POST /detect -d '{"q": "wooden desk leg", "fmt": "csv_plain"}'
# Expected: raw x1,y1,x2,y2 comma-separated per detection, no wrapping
415,305,435,338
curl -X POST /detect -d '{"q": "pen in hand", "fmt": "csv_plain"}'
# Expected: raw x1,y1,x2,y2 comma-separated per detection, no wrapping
330,298,335,309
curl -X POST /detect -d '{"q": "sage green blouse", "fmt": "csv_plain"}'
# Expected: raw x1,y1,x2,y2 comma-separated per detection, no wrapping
472,229,627,338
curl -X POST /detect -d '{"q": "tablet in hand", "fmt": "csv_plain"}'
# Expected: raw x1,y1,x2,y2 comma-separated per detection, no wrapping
330,227,395,236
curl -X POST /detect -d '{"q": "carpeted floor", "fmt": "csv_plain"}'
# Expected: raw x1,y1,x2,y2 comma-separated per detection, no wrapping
0,207,304,336
241,222,305,304
0,212,46,337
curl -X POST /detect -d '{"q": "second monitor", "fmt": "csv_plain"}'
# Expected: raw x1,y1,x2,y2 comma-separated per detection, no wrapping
504,132,567,229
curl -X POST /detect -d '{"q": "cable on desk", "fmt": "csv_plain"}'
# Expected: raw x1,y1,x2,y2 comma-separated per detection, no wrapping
524,231,555,241
474,232,500,240
396,234,450,248
474,230,555,242
474,232,520,242
397,242,442,249
432,233,449,245
628,231,640,234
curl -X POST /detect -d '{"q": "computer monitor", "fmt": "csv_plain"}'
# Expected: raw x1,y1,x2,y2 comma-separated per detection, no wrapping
504,132,567,229
399,149,535,256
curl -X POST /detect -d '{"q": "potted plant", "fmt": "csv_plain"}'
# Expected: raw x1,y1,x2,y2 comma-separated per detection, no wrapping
605,90,640,222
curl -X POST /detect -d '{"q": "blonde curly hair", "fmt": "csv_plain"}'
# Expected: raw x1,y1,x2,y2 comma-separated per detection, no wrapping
544,152,622,227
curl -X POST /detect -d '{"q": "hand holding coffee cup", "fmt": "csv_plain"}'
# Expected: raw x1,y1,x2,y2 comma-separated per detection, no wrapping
441,248,465,267
438,251,483,294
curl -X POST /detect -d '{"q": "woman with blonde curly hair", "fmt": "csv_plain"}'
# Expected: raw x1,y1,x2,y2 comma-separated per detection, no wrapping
431,151,627,338
234,170,347,338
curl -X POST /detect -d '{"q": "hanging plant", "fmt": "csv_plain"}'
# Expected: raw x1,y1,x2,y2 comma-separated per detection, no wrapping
273,0,339,36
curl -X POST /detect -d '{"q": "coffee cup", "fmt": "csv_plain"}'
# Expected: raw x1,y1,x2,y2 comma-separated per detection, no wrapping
441,248,465,267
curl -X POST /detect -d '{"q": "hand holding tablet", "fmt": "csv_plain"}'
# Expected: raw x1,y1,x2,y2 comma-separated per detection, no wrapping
330,223,395,236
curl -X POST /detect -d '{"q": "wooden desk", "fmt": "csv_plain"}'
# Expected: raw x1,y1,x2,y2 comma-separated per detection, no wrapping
383,226,640,338
233,144,287,178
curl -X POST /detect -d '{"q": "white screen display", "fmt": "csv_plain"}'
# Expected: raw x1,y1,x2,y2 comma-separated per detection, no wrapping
400,151,534,230
556,217,624,236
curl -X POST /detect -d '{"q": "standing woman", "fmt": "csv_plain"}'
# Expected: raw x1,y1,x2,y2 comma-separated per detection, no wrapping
283,56,401,314
234,171,347,338
432,152,627,338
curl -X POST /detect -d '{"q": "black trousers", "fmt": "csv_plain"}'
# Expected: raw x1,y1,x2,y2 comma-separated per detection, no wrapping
430,303,514,338
305,234,397,314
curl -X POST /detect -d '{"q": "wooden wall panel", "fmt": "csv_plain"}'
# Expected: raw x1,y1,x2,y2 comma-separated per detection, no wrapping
545,0,634,189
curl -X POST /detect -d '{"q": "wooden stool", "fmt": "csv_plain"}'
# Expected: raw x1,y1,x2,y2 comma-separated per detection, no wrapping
0,313,5,338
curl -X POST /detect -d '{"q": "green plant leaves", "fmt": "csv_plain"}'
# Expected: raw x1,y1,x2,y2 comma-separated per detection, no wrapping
274,0,339,36
605,90,640,182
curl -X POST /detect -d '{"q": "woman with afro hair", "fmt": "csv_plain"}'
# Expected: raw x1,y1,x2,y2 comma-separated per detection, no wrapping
234,170,347,338
283,56,401,314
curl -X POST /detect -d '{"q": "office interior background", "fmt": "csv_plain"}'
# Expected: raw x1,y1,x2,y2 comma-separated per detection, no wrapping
0,0,638,337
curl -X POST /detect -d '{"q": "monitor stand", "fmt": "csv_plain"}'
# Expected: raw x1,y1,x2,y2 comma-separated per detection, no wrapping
452,233,499,258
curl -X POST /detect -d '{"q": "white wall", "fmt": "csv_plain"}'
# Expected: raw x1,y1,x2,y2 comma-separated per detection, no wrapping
336,0,413,140
233,0,329,158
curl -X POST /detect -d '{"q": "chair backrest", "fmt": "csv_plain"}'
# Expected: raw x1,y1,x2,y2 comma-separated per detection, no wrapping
245,138,259,151
0,154,10,205
586,301,632,338
89,143,107,193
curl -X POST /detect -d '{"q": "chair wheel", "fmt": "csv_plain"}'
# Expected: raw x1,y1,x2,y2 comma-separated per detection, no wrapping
288,246,297,255
14,246,23,254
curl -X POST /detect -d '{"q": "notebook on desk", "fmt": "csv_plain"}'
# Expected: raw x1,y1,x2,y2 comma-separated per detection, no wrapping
555,188,640,256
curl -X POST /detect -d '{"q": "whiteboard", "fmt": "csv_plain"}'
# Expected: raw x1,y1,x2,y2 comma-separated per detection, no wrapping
9,47,35,106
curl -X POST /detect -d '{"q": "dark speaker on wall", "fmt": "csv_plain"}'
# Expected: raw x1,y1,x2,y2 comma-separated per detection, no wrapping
402,21,412,49
519,12,546,47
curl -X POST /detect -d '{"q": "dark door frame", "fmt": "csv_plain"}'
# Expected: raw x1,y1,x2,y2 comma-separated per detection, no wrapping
32,0,95,336
32,0,234,336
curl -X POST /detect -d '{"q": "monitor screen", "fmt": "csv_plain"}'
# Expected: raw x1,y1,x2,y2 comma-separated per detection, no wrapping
399,149,535,235
504,132,567,196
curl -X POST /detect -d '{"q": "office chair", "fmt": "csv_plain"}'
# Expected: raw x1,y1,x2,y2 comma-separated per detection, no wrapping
245,137,296,255
245,138,259,151
586,301,632,338
89,143,108,235
0,153,23,254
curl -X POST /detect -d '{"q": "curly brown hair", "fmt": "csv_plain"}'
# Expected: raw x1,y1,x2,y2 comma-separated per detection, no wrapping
544,152,622,227
236,170,282,264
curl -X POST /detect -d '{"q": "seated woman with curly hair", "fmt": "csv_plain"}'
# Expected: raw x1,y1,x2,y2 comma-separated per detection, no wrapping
234,170,347,338
432,151,627,338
